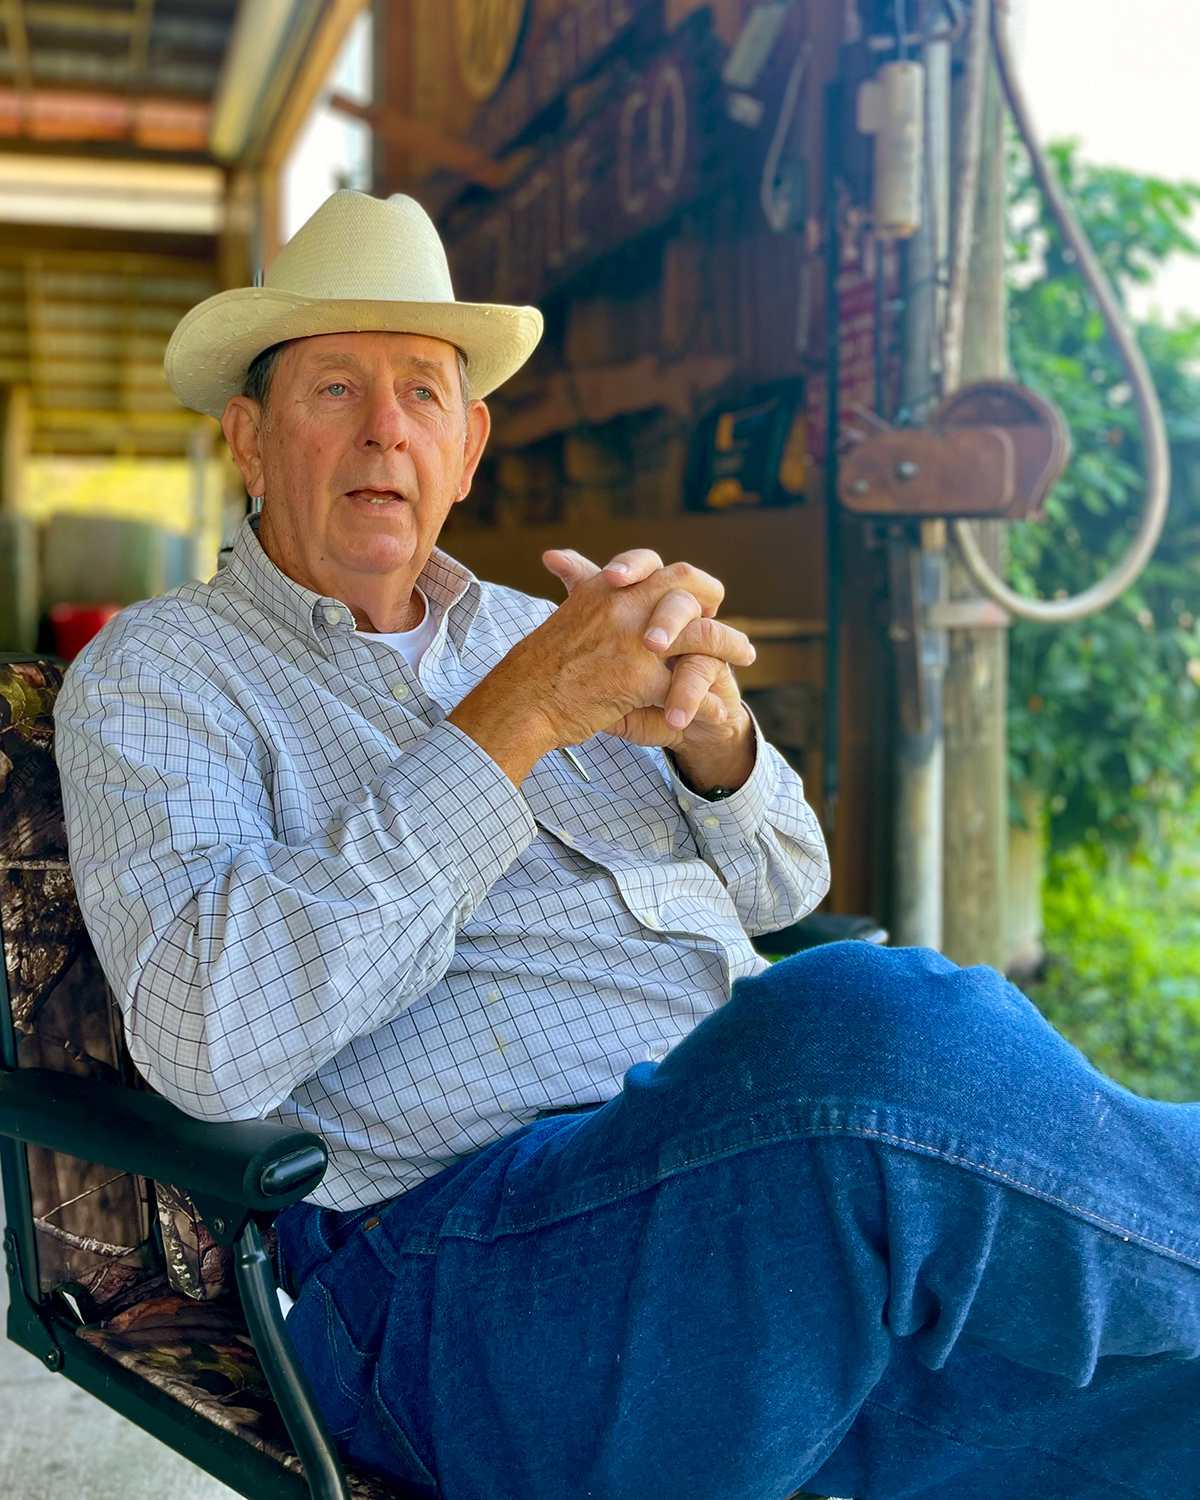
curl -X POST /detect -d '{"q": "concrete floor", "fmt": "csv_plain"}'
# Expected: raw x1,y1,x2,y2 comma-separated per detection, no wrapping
0,1275,238,1500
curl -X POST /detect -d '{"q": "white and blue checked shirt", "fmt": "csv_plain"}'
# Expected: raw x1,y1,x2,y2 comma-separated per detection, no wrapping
56,519,830,1209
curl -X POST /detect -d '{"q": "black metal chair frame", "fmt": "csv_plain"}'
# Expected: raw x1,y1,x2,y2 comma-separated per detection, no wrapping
0,1059,350,1499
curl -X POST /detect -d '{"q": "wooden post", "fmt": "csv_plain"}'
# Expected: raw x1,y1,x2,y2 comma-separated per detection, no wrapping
0,385,37,652
0,383,28,512
941,58,1009,969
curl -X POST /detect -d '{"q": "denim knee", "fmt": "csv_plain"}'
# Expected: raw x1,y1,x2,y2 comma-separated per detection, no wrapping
727,942,971,1070
687,941,1053,1117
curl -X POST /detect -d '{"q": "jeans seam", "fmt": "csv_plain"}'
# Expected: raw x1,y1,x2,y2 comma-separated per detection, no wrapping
445,1121,1200,1269
841,1124,1197,1265
368,1363,440,1493
861,1394,1153,1497
318,1277,371,1409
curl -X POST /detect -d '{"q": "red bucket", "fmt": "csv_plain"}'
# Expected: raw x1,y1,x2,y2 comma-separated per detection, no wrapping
48,602,122,661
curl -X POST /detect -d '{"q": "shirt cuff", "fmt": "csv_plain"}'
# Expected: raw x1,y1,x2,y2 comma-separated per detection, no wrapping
381,718,539,907
667,711,782,851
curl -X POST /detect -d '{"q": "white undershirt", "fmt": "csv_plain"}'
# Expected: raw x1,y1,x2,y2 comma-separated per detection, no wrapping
358,587,440,672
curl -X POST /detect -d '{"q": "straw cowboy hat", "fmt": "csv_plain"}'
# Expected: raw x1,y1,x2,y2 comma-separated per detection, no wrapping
165,191,543,418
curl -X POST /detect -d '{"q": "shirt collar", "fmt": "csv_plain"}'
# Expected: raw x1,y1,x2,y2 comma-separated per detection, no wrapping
223,516,483,654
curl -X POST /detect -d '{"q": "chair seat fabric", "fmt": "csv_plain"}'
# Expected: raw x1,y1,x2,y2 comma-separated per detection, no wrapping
76,1293,406,1500
2,656,161,1314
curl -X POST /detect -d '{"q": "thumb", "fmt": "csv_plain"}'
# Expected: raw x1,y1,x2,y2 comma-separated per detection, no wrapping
542,549,601,595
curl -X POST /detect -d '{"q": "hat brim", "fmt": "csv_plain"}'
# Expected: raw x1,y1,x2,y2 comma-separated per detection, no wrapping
164,286,544,418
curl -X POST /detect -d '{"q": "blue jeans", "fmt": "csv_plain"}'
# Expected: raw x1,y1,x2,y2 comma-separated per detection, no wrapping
277,944,1200,1499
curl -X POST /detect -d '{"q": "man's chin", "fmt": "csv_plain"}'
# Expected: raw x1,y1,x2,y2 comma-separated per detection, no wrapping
332,526,421,577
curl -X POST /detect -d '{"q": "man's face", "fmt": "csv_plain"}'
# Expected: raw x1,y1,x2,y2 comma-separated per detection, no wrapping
222,330,489,604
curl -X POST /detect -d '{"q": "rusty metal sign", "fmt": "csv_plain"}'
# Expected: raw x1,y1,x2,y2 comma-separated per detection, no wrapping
446,18,726,307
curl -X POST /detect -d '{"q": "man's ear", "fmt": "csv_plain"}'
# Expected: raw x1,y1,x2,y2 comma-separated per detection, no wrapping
454,400,492,504
221,396,266,497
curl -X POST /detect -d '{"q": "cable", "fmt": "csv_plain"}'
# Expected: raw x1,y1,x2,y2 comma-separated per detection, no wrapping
760,38,813,233
821,81,844,836
941,0,989,395
947,0,1170,624
895,0,910,59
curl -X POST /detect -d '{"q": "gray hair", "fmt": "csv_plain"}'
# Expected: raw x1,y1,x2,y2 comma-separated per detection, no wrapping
242,340,471,418
243,341,285,408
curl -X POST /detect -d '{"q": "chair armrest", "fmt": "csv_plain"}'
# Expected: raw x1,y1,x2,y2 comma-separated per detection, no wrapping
751,912,889,957
0,1068,326,1210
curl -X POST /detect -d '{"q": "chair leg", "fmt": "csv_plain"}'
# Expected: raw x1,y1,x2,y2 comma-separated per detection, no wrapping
234,1218,350,1500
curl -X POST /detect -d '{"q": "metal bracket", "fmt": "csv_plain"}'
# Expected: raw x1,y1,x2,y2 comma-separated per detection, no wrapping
838,380,1071,520
925,599,1011,630
188,1192,252,1249
4,1227,63,1370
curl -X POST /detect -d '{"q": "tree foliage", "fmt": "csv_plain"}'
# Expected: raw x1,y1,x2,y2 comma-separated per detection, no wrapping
1005,142,1200,853
1031,842,1200,1101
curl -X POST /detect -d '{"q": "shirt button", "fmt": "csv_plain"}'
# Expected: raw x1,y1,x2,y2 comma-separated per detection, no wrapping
558,829,575,844
391,682,410,702
677,795,690,810
323,606,343,626
641,912,659,928
487,988,501,1003
702,815,721,830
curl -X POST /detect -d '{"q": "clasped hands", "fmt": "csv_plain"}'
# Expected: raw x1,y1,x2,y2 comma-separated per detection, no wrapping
448,547,756,793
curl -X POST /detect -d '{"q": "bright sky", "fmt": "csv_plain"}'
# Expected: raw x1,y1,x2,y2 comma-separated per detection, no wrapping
1015,0,1200,323
280,10,373,244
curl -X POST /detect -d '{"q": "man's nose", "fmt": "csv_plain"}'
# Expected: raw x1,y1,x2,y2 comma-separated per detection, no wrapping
359,387,410,450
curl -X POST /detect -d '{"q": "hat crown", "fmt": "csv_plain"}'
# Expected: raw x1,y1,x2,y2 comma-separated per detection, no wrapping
265,191,456,304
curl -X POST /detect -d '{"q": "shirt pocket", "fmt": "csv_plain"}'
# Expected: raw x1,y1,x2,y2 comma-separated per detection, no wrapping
520,747,689,862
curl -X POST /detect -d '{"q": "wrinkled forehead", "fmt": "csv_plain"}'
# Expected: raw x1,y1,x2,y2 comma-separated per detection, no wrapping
277,328,464,381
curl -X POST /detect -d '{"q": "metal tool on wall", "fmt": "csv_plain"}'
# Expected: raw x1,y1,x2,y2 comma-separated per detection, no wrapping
847,0,1168,613
842,0,1169,950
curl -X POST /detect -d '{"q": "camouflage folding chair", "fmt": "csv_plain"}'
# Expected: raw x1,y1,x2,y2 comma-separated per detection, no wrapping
0,653,415,1500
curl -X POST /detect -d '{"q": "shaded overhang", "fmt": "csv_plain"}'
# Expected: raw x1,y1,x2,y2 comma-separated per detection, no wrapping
0,0,365,454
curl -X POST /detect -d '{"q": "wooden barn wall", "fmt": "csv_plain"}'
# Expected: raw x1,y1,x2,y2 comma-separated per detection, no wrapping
376,0,890,922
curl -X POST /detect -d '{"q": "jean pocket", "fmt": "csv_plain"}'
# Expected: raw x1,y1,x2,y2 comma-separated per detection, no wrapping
364,1363,440,1494
287,1275,374,1440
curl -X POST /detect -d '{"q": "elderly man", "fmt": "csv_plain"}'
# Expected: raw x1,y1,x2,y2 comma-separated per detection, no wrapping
57,193,1200,1500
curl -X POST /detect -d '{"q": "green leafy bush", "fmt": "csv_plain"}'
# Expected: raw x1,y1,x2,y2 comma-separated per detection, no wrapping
1006,143,1200,852
1029,843,1200,1100
1006,144,1200,1098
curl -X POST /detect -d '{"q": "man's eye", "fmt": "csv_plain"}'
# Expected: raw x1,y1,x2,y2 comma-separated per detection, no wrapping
413,387,434,401
325,383,347,397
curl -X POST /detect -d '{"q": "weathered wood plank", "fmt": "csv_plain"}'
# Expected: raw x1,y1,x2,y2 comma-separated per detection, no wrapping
490,351,735,448
446,16,732,307
443,504,826,620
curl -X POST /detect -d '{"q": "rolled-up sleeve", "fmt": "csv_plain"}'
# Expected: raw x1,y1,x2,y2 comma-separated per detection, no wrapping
56,650,537,1121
